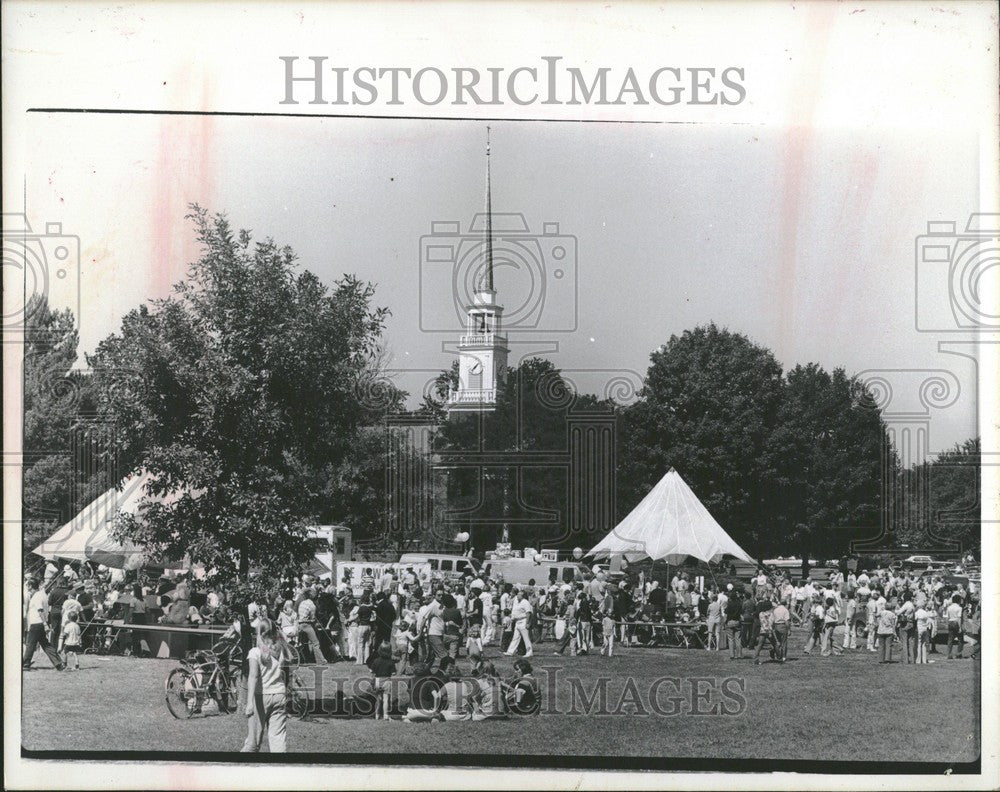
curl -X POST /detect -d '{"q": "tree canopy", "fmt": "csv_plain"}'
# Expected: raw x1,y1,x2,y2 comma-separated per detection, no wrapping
616,325,892,560
87,206,392,587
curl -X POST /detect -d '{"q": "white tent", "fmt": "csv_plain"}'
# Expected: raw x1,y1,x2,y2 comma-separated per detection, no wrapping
589,468,755,565
32,471,186,570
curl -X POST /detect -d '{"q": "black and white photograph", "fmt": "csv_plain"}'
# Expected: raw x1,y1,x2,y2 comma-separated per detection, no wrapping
3,2,997,789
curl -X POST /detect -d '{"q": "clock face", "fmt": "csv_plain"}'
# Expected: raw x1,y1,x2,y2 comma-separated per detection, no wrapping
470,361,483,375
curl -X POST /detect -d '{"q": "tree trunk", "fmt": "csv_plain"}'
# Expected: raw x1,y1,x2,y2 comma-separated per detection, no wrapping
239,540,251,680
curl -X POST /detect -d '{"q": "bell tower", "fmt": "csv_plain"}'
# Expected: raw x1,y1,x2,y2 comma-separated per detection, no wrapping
447,127,509,412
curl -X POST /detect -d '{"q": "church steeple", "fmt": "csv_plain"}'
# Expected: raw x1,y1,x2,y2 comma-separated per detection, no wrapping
481,126,494,295
447,127,509,413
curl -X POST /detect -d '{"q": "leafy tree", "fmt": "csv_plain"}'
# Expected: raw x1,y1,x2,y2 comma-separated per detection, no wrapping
432,357,611,552
21,294,96,553
896,437,981,555
619,324,784,556
766,363,887,561
88,206,391,589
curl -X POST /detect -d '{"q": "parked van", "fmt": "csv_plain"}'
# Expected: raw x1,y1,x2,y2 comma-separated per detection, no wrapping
398,553,480,580
482,558,588,587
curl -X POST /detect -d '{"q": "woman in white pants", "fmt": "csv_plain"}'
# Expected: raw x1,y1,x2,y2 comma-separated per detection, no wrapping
505,591,534,657
241,620,288,753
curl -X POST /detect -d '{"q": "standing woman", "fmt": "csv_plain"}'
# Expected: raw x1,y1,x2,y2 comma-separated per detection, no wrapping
576,593,593,655
821,597,842,656
706,593,722,651
724,591,743,660
241,619,289,753
127,583,149,657
355,593,374,665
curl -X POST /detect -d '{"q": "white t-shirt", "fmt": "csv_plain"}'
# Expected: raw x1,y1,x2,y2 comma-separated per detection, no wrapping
297,598,317,622
27,590,49,626
945,602,963,623
247,646,286,695
915,608,934,633
510,598,532,623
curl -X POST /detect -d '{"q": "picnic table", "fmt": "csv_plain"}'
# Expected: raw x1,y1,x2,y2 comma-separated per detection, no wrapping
82,618,227,659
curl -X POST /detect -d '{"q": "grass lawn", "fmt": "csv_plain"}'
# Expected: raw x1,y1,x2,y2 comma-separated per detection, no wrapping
21,625,979,766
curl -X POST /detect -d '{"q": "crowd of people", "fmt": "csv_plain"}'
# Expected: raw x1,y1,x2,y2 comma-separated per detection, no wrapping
22,560,237,670
24,555,981,675
705,565,982,664
22,552,982,753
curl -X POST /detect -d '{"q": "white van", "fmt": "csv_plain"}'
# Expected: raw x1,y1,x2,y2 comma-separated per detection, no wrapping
398,553,480,580
482,558,588,587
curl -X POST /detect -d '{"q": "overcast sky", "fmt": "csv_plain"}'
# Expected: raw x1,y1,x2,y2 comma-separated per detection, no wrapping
22,112,982,453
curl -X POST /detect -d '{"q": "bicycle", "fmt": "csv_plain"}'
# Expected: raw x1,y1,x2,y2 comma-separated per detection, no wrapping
286,667,310,719
82,620,130,656
164,649,238,719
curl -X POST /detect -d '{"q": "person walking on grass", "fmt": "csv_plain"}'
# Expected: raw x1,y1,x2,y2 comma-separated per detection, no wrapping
740,593,757,651
821,597,842,656
945,594,965,659
297,588,329,665
877,599,898,663
753,600,775,665
706,593,722,651
242,619,289,753
505,589,534,658
58,610,83,671
896,592,917,664
842,592,859,651
914,601,935,664
553,597,577,657
803,595,824,655
22,579,64,671
601,612,615,657
771,599,791,662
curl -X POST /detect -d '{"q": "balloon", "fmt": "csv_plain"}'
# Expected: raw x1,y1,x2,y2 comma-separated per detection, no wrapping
455,531,470,543
572,547,583,560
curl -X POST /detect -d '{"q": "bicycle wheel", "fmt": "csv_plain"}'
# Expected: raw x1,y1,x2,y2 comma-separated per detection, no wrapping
165,668,201,719
214,672,239,714
287,672,309,720
83,628,104,655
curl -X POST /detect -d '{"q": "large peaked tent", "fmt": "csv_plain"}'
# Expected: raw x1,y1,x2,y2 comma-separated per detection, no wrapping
589,468,755,565
32,471,186,570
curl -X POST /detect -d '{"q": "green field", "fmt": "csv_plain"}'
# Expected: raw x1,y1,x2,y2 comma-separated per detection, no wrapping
21,625,979,765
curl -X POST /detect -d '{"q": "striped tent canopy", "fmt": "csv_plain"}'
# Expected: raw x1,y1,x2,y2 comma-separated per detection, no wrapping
589,468,754,565
32,471,187,570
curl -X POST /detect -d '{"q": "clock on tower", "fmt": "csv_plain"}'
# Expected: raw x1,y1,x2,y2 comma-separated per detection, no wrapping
447,128,509,412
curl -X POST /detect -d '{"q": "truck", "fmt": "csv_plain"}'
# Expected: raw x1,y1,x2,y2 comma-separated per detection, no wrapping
481,557,589,587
